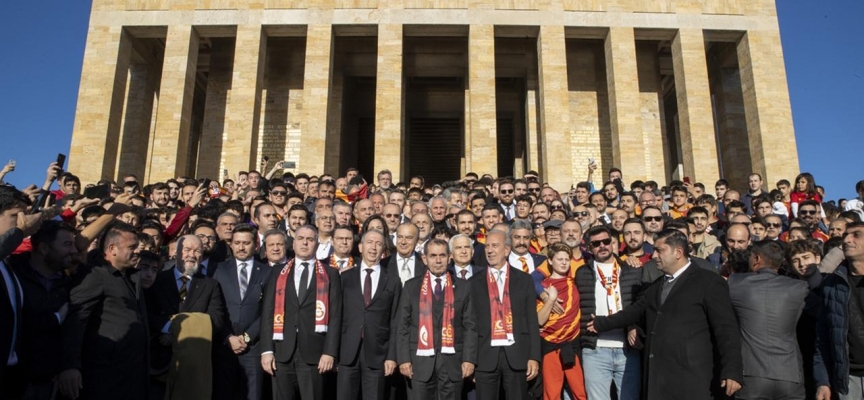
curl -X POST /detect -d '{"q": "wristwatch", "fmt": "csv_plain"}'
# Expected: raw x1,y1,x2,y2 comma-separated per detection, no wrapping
243,332,251,344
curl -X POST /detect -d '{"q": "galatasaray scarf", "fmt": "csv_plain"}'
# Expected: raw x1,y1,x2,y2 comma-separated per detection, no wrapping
416,272,455,356
272,259,330,340
487,267,514,346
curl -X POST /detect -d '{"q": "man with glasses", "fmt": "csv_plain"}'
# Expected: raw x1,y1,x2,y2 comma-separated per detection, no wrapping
528,181,543,198
269,182,290,216
315,210,336,259
572,205,593,231
641,207,665,245
763,214,784,241
382,203,403,243
576,225,643,400
193,221,226,276
498,181,517,221
799,200,830,243
330,225,359,273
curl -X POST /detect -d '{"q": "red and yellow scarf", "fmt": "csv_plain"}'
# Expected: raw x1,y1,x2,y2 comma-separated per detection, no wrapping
329,255,354,271
487,267,514,346
272,259,331,340
417,272,455,356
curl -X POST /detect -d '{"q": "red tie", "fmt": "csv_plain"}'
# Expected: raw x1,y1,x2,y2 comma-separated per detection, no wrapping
460,270,468,280
363,269,373,308
434,277,443,300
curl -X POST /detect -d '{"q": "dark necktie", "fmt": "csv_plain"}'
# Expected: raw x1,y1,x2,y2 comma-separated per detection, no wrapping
660,276,675,306
179,276,189,302
460,269,468,280
363,268,374,307
297,262,309,300
434,277,443,300
338,260,346,271
239,262,248,299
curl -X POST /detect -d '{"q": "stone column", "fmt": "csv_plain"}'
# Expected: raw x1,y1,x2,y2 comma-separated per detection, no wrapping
299,24,334,175
148,25,199,183
737,30,799,184
536,25,573,192
197,38,236,180
117,63,157,180
605,27,647,181
373,24,405,181
69,26,132,184
467,25,498,176
636,41,669,182
671,28,719,183
223,25,266,178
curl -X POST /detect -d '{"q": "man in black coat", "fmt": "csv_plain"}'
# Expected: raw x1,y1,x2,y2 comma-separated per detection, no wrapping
590,229,743,400
59,223,150,400
260,225,342,400
469,230,540,400
339,229,402,400
397,239,478,400
146,234,230,398
213,224,272,400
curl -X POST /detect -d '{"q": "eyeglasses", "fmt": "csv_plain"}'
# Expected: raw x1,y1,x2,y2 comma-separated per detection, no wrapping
590,238,613,247
384,213,401,218
551,205,564,210
500,190,514,194
196,234,217,243
766,222,782,228
270,191,287,196
574,211,589,217
528,188,541,193
643,216,663,222
465,179,477,184
799,210,817,215
532,223,543,229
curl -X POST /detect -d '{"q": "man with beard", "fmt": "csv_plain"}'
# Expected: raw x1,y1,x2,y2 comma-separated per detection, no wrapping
508,220,546,276
478,204,504,245
498,181,517,221
193,220,229,276
10,222,77,397
214,224,272,400
145,234,230,399
454,210,489,268
620,219,652,266
149,182,171,208
640,207,665,245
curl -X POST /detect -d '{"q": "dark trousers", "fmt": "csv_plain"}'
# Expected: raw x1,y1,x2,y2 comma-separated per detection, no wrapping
272,352,324,400
410,356,463,400
338,346,387,400
475,349,528,400
737,376,805,400
238,354,264,400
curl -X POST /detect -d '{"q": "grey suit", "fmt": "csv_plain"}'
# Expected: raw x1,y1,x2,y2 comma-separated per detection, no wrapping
728,268,808,400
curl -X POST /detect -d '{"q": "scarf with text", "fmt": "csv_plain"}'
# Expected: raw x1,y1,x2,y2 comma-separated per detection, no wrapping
595,260,622,315
272,259,331,340
417,272,456,356
487,266,514,346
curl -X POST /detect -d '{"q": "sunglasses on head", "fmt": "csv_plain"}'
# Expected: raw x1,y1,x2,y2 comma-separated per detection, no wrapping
500,189,514,194
590,238,613,247
643,216,663,222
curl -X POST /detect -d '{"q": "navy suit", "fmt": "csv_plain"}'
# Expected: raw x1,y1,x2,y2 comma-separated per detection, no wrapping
213,258,272,400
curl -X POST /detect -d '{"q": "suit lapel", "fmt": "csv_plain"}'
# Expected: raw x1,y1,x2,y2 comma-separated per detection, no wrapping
368,267,389,307
243,261,262,303
299,265,316,305
181,278,204,311
222,261,240,304
660,264,696,308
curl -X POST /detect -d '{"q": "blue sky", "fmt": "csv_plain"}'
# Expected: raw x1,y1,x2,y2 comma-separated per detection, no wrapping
1,1,861,200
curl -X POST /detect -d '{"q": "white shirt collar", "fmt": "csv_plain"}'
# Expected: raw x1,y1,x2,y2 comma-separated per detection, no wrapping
667,260,692,280
360,261,381,272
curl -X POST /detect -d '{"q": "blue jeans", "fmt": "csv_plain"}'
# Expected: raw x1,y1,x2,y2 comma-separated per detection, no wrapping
581,346,640,400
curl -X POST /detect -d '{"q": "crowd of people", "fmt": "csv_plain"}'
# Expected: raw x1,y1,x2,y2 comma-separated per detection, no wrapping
1,157,864,400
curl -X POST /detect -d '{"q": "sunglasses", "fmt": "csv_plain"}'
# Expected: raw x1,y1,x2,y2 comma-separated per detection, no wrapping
551,205,564,210
643,216,663,222
532,223,543,229
528,188,541,193
384,213,401,218
799,210,817,215
590,238,613,247
766,222,782,228
270,191,287,196
574,211,589,217
500,189,514,194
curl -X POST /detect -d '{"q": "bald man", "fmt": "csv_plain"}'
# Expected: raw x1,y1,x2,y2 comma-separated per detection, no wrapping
146,234,232,399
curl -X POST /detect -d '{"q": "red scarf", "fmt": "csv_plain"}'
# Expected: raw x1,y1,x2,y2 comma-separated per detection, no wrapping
487,266,514,346
329,255,354,271
272,259,331,340
417,272,455,356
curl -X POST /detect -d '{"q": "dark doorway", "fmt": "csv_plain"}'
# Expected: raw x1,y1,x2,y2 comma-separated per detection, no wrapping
405,76,465,184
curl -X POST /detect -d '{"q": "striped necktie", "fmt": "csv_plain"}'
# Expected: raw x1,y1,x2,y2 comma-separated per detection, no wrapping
519,256,529,273
179,276,190,302
239,262,249,299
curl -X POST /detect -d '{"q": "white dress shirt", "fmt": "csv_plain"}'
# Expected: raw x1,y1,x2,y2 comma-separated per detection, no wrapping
454,264,474,280
316,239,333,260
396,253,416,285
359,261,382,299
293,258,314,295
509,252,536,273
666,260,692,281
236,258,253,289
502,203,515,219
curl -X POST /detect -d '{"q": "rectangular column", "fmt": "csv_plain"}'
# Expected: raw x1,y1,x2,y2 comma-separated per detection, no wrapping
299,24,334,175
737,30,799,185
69,26,132,184
117,63,157,181
605,27,647,181
197,38,235,180
223,25,266,177
536,25,573,191
636,41,669,183
373,24,405,181
671,28,719,183
148,25,199,182
467,24,498,176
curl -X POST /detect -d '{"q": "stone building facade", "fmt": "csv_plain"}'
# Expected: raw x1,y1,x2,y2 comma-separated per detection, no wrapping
69,0,799,191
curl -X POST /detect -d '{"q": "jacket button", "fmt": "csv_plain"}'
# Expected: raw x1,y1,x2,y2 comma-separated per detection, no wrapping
649,354,654,359
650,331,655,335
657,311,662,315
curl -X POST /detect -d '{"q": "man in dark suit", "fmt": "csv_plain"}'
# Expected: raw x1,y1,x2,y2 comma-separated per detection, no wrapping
641,220,719,283
590,229,743,400
192,220,230,276
729,240,817,399
397,238,478,400
146,234,230,398
339,229,402,400
454,210,489,269
213,223,273,400
0,186,39,396
449,234,485,281
507,220,546,274
59,222,149,400
469,230,540,400
390,222,427,286
261,225,342,400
